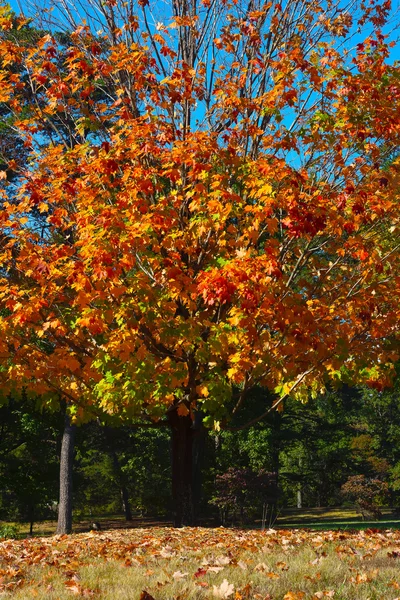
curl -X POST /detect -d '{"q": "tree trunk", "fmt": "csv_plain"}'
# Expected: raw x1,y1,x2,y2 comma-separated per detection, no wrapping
192,412,206,524
297,457,303,509
56,413,76,534
120,486,133,522
168,408,194,527
110,448,133,521
297,485,302,509
28,504,34,536
269,411,282,524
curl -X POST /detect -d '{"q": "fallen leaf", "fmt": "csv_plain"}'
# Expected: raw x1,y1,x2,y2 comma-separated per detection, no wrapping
216,556,231,565
213,578,235,598
160,546,176,558
255,563,269,572
140,592,156,600
172,570,188,579
194,568,208,578
64,581,81,595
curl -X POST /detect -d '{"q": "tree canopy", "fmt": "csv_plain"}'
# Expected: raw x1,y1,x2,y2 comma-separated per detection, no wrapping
0,0,399,429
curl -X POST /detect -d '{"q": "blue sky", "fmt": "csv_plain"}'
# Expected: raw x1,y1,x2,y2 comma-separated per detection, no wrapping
8,0,400,64
7,0,400,62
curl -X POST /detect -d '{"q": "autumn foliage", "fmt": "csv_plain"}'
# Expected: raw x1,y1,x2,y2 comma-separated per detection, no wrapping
341,474,389,520
0,0,399,430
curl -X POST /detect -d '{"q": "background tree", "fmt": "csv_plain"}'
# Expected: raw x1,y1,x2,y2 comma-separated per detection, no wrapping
0,395,60,534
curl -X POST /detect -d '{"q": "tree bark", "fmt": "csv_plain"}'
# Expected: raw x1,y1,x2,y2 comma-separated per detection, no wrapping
297,485,302,509
168,408,194,527
56,413,76,534
103,426,133,521
28,504,34,536
120,485,133,522
192,411,206,524
110,448,133,521
297,457,303,509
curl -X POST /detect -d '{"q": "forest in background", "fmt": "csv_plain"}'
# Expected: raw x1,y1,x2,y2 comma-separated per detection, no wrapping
1,372,400,533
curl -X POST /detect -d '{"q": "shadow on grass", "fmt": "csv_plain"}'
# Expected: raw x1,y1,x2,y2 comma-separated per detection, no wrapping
276,507,400,531
5,508,400,538
2,516,175,539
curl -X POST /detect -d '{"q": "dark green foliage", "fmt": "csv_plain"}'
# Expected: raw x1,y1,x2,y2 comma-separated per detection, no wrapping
121,428,171,516
72,422,172,519
0,397,60,530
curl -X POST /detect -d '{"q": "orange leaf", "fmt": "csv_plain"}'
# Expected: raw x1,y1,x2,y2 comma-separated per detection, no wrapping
176,404,189,416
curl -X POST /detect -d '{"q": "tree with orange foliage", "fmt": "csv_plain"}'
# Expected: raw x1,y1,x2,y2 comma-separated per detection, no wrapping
0,0,399,528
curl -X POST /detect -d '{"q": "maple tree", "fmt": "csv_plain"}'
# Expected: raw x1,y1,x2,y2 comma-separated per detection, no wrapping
0,0,399,528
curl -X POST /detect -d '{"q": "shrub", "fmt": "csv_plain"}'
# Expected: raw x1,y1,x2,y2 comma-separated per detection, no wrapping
341,475,388,520
210,467,277,525
0,524,19,539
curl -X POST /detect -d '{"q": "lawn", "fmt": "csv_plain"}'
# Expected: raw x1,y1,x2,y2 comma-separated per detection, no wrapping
277,507,400,531
1,526,400,599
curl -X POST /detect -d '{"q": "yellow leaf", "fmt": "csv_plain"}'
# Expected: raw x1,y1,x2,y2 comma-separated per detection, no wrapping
196,385,209,397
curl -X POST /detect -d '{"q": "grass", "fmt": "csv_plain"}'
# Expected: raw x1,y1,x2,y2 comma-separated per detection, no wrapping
277,507,400,531
5,507,400,540
2,526,400,599
0,515,173,539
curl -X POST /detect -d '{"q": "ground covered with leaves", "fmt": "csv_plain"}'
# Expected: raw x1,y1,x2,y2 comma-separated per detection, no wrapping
1,527,400,599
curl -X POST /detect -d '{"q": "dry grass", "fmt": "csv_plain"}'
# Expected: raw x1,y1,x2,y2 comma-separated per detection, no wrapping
2,527,400,599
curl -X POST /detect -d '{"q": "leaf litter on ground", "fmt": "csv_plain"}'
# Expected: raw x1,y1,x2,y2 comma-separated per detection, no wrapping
1,527,400,598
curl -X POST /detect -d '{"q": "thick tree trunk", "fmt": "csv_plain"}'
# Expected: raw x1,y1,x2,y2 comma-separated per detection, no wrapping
168,409,195,527
192,411,206,523
56,413,76,534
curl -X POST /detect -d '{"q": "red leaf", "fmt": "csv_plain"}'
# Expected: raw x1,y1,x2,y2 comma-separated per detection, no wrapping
194,567,208,578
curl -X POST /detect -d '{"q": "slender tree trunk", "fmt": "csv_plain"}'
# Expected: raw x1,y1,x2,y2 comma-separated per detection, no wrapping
120,486,133,522
297,485,302,509
297,457,303,509
56,413,76,534
28,504,34,535
110,448,133,521
168,408,194,527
